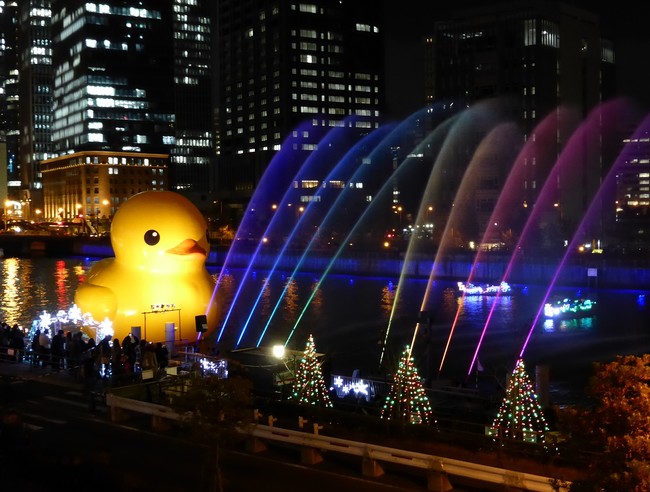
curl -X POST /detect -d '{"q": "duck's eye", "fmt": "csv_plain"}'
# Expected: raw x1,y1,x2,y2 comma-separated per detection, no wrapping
144,229,160,246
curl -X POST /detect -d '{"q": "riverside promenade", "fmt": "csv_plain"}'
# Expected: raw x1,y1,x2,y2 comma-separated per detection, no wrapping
0,355,84,390
0,348,583,492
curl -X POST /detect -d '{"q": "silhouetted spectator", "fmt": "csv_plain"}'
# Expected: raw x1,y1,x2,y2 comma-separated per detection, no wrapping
121,335,136,376
8,325,24,362
155,342,169,370
38,329,51,367
110,337,123,381
31,330,41,365
50,330,65,370
141,343,158,379
97,335,112,378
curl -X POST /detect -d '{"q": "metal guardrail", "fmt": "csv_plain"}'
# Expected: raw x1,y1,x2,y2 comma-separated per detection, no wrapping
104,393,571,492
0,346,27,361
252,424,571,492
106,393,182,420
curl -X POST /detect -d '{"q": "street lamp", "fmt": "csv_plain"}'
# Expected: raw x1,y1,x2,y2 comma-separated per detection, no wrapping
272,344,285,359
3,200,9,231
271,344,300,394
100,199,110,233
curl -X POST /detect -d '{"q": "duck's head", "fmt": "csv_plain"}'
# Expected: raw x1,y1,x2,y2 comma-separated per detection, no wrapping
110,191,210,274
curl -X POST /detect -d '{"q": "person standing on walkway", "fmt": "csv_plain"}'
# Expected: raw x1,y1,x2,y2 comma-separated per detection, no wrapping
82,336,96,380
110,338,124,384
38,329,51,367
141,342,158,379
121,335,136,377
64,331,73,369
50,330,65,371
155,342,169,371
96,335,112,378
31,330,41,366
9,325,24,362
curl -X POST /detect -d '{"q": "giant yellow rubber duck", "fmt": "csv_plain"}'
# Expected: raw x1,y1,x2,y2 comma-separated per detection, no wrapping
74,191,218,344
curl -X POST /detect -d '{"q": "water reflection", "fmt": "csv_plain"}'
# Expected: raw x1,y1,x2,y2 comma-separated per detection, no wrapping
379,281,396,318
0,257,88,330
3,257,650,403
1,258,21,325
282,277,299,319
308,277,323,320
457,293,515,320
543,316,595,333
54,259,69,308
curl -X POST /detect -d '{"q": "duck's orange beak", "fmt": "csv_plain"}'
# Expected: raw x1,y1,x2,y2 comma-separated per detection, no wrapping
166,239,206,257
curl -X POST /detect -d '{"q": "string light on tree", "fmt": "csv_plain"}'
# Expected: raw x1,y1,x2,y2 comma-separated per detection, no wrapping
290,334,332,408
489,358,551,447
381,345,434,425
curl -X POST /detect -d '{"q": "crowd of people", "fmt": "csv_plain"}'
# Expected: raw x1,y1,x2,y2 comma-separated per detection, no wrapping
0,323,170,385
0,323,25,359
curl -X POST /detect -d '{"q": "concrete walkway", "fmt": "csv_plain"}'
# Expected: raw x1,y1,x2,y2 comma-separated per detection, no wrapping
0,356,88,390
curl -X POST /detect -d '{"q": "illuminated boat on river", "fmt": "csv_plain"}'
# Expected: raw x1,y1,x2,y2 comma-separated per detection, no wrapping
543,297,595,319
457,281,512,296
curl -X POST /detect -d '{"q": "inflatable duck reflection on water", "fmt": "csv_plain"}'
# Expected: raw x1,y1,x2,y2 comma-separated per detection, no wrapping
74,191,218,344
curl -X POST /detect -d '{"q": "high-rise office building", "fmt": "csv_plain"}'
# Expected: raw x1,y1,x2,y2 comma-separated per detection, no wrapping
424,1,619,246
0,1,18,207
17,0,53,216
170,0,214,209
51,2,175,154
614,132,650,250
214,0,384,217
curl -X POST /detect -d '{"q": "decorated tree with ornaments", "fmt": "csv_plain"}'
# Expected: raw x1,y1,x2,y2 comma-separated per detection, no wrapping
381,345,434,425
489,358,550,446
290,334,332,408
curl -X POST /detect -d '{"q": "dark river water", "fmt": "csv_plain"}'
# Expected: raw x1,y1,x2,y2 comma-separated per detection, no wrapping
3,256,650,405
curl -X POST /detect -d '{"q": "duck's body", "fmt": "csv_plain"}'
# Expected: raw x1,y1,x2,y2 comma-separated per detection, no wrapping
74,191,218,343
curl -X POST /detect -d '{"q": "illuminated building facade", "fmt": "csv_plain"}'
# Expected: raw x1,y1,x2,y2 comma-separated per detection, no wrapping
40,150,168,222
50,0,213,211
17,0,53,215
615,133,650,249
50,2,175,154
0,1,18,206
215,0,384,214
170,0,214,206
425,1,617,244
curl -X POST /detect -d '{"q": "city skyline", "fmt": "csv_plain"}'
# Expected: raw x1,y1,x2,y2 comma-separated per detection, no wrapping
383,0,650,118
1,0,648,235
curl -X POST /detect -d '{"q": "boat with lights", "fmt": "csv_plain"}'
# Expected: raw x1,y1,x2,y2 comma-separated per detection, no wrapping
543,297,595,319
457,281,512,296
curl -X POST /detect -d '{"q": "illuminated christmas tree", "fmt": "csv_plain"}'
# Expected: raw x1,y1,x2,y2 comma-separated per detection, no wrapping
381,345,434,425
290,334,332,408
489,358,550,446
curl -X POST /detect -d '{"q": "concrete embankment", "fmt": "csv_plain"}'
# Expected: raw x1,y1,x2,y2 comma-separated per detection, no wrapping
215,251,650,289
0,234,646,289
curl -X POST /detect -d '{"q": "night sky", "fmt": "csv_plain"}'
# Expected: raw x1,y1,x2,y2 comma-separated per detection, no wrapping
382,0,650,119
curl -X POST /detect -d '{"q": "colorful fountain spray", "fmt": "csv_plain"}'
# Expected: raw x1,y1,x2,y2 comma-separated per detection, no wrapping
204,95,650,387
